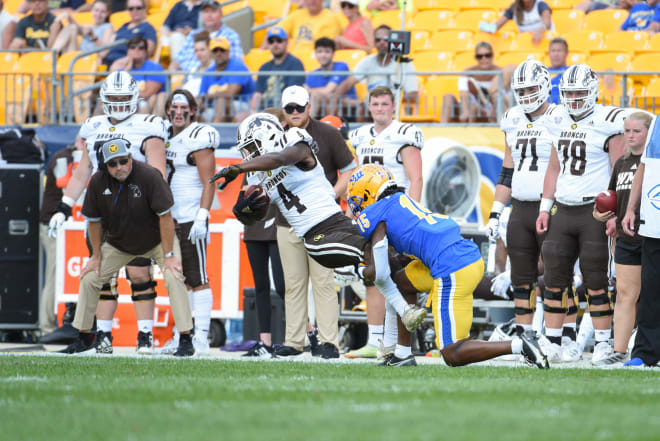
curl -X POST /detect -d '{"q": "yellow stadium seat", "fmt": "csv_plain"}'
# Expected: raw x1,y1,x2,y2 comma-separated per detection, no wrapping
110,11,130,29
633,79,660,111
587,53,632,73
564,30,603,54
0,75,28,125
474,30,517,53
291,47,319,71
412,51,453,76
411,9,455,31
551,9,585,34
547,0,582,8
400,78,441,122
0,53,19,73
416,0,455,11
147,11,168,30
410,30,432,53
425,30,474,53
372,10,409,30
222,0,247,15
249,0,287,17
583,8,627,34
244,48,272,71
543,51,587,66
600,76,633,107
72,12,94,26
630,53,660,87
333,49,367,70
425,75,461,122
5,0,22,14
593,31,650,56
14,52,55,123
459,0,510,11
510,30,558,53
498,51,542,67
453,51,478,71
640,33,660,53
453,9,498,30
56,52,98,122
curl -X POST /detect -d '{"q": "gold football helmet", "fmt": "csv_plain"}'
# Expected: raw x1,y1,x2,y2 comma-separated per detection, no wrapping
347,164,397,215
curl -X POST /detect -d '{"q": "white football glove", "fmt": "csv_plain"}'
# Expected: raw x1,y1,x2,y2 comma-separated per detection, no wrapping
47,196,75,238
334,265,360,288
188,208,209,243
486,216,500,242
490,270,512,299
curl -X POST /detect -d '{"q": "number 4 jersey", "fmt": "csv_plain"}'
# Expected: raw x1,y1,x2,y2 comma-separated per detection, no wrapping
166,122,220,223
548,104,627,205
349,121,424,190
500,104,556,201
246,127,340,237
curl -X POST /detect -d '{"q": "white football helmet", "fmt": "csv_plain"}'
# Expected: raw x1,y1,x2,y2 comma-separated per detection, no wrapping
100,71,139,121
511,60,551,114
559,64,599,116
235,113,284,159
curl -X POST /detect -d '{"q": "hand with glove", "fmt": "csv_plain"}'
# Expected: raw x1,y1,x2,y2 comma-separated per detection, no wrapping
486,201,505,242
490,270,512,299
232,190,269,225
48,195,75,238
210,164,242,190
188,208,209,243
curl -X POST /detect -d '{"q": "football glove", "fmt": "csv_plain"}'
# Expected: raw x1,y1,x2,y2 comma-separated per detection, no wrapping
490,270,512,299
47,197,74,238
188,208,209,243
210,164,242,190
486,215,500,242
232,190,269,225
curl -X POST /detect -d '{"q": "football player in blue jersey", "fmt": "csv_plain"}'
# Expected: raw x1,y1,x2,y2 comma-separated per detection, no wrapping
348,164,550,368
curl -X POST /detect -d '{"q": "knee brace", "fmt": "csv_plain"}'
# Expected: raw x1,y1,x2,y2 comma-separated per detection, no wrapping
130,280,157,301
586,292,613,317
99,275,118,301
566,287,579,315
543,288,568,314
513,285,536,316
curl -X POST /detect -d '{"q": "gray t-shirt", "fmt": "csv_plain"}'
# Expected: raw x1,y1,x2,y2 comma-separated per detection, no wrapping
354,54,418,94
79,22,113,53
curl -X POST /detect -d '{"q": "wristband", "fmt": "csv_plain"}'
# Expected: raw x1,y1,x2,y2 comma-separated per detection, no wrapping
62,195,75,207
196,208,210,221
490,201,505,218
539,198,554,213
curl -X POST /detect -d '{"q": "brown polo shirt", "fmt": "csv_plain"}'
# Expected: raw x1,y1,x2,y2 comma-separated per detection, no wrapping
82,160,174,255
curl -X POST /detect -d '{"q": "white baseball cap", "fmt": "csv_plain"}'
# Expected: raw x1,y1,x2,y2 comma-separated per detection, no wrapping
281,85,310,107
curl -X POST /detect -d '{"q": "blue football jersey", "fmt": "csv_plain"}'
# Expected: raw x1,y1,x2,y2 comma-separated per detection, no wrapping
356,193,482,278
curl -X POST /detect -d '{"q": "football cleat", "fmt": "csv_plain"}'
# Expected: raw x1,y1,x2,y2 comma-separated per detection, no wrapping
560,337,581,362
520,333,549,369
243,341,274,358
94,330,113,354
192,335,210,356
401,304,428,332
488,318,518,342
273,345,303,357
319,343,340,359
158,334,180,355
382,354,417,367
591,341,614,365
59,335,96,354
595,351,628,366
345,344,378,359
537,334,562,363
173,333,195,357
377,340,395,360
136,331,154,355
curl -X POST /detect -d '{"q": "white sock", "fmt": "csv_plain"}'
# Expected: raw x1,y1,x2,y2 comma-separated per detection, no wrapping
595,329,611,343
193,288,213,340
394,344,412,358
97,320,113,333
367,325,383,347
511,337,523,354
137,320,153,333
383,301,398,347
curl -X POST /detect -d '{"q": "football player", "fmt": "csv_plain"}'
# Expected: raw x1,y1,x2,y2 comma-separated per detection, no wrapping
348,164,549,368
536,64,627,365
158,89,220,356
211,113,428,338
488,60,582,362
345,86,424,360
49,71,195,356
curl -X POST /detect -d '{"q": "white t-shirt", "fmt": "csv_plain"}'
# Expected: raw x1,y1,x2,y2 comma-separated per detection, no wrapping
0,10,17,41
354,54,418,94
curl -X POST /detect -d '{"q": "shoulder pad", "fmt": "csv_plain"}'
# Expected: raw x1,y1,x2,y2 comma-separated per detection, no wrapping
282,127,313,149
392,123,423,148
188,124,220,150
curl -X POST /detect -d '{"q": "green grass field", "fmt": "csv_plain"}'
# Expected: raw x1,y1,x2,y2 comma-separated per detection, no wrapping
1,355,660,441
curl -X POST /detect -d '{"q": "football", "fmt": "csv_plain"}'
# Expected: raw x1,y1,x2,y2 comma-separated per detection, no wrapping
595,190,617,213
245,184,270,217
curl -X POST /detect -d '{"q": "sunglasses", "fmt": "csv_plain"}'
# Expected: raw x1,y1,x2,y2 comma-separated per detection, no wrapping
475,52,493,59
212,47,228,53
340,2,356,8
268,37,284,44
284,104,306,114
128,44,146,50
106,158,129,168
127,5,144,10
374,37,388,43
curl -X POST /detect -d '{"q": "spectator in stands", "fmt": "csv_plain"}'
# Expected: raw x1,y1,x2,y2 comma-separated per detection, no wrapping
16,0,85,14
548,37,568,104
337,25,418,102
169,0,242,73
104,0,157,69
0,0,17,49
360,0,413,17
273,0,343,51
49,0,115,55
305,37,357,117
620,0,660,33
249,27,305,113
198,36,254,122
9,0,56,49
77,0,126,13
182,30,214,97
160,0,202,60
442,41,508,123
576,0,635,14
334,0,374,52
492,0,554,45
112,35,167,115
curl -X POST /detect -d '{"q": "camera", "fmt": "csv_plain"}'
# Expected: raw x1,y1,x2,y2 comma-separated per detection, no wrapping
387,30,411,57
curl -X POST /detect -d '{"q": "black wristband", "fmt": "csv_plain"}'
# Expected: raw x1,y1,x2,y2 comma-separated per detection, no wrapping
497,167,514,188
56,201,72,218
489,212,501,220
